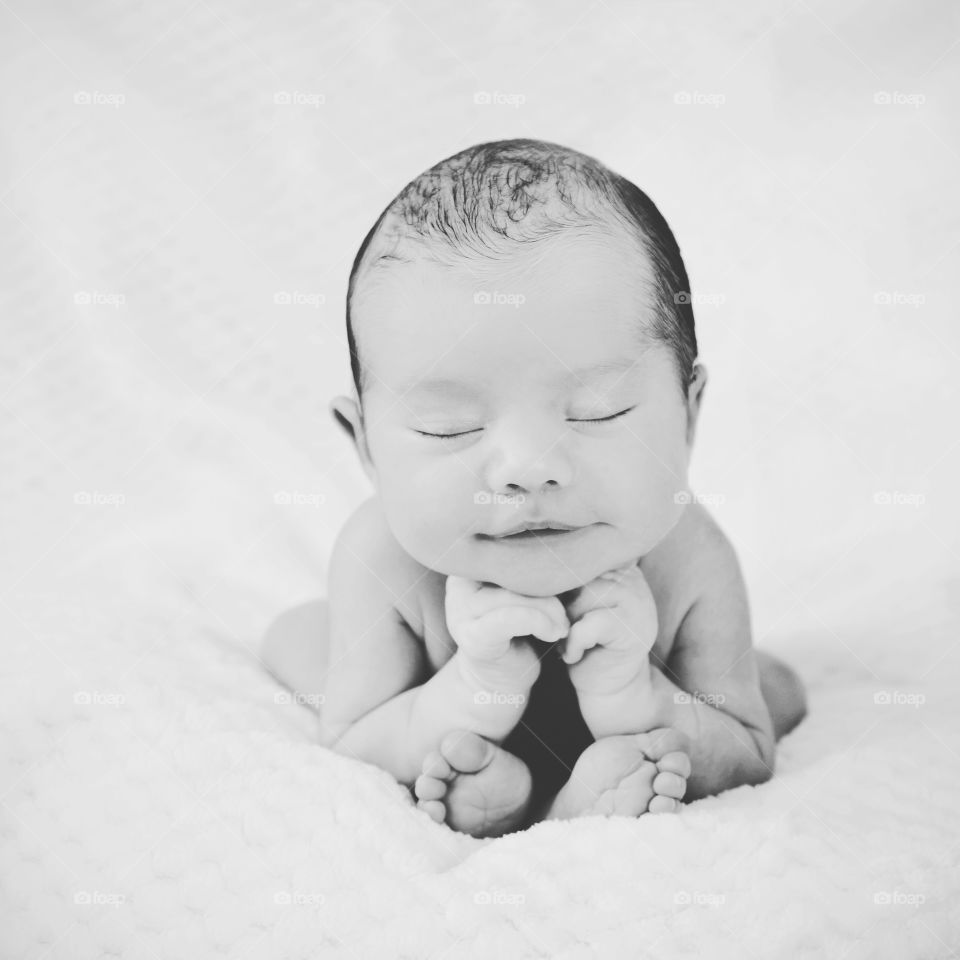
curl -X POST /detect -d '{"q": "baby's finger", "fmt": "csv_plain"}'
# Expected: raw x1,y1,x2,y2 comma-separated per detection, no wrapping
537,594,571,641
600,561,640,582
565,564,653,620
485,605,564,646
561,612,605,664
524,606,569,644
463,582,561,622
563,577,623,624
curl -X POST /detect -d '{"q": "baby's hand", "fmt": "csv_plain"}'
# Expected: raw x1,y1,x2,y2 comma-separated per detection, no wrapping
445,575,570,692
559,562,658,697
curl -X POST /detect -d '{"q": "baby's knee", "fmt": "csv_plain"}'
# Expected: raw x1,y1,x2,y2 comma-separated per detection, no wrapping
757,651,807,740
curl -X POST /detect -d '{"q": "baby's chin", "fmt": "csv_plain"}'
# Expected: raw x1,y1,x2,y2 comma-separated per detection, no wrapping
469,570,582,598
447,555,625,598
398,516,679,597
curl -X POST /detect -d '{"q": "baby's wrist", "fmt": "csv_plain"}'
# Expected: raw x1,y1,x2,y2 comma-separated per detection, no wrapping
569,653,653,698
573,662,660,738
455,648,541,697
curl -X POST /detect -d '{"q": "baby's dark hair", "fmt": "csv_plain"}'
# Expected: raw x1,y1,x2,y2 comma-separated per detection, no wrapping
344,138,698,403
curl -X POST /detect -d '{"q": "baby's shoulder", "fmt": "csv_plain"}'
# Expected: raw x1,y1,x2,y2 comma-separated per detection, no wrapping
330,496,434,635
644,501,743,617
662,500,740,569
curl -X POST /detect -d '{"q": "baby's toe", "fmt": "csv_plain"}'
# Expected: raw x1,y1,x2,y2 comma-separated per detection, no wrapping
656,750,691,779
652,770,688,800
648,795,681,814
414,773,447,801
417,798,447,823
421,749,453,779
438,729,495,774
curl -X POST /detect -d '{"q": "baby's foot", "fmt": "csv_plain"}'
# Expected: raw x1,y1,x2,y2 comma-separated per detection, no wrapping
414,730,534,838
544,726,691,821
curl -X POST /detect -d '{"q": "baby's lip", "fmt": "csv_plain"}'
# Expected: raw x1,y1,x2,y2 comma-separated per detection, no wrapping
482,520,584,538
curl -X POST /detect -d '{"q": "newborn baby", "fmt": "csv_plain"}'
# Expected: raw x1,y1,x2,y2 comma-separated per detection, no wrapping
261,138,807,838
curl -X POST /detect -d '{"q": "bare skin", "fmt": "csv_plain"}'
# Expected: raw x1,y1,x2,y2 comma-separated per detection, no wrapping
259,227,810,837
260,501,808,838
414,726,692,838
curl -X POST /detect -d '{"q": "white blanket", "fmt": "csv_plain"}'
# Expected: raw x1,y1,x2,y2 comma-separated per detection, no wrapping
2,1,959,956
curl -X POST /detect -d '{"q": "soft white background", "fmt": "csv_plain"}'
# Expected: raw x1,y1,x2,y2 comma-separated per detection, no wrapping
2,1,958,957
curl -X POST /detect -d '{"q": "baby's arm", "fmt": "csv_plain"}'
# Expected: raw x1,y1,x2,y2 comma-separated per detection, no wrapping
578,533,775,801
326,651,533,789
320,512,555,789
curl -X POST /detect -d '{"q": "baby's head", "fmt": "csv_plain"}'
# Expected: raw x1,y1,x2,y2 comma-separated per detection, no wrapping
332,139,707,597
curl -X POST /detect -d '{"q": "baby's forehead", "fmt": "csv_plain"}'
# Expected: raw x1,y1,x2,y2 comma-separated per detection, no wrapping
360,221,648,304
362,276,659,395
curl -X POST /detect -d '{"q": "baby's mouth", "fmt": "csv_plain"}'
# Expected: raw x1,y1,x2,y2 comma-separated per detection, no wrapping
499,527,575,539
477,523,593,542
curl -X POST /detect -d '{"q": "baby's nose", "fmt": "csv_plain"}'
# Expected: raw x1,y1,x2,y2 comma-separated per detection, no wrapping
485,429,574,493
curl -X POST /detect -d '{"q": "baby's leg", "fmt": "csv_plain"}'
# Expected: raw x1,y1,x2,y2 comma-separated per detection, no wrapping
260,599,329,709
756,650,807,740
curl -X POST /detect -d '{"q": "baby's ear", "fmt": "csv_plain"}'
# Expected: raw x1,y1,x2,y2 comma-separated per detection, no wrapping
685,363,708,447
329,394,376,481
330,393,366,440
330,398,357,443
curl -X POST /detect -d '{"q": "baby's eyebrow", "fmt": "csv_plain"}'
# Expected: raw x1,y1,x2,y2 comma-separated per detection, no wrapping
397,377,478,399
565,356,640,382
398,356,640,398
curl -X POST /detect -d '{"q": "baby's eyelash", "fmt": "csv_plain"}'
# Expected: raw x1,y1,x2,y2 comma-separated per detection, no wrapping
570,407,635,423
415,407,635,440
415,428,480,440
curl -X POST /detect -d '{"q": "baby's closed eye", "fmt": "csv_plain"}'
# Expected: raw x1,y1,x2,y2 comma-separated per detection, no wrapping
414,406,637,440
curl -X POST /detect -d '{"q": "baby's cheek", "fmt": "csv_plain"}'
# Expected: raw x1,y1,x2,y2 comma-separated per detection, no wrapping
618,465,686,550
